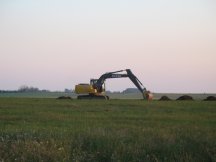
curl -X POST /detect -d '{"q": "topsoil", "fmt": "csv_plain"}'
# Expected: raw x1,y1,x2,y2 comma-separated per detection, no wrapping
159,96,172,101
57,96,72,99
203,96,216,101
176,95,194,101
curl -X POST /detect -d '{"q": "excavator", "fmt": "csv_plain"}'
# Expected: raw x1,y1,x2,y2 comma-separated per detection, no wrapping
75,69,153,100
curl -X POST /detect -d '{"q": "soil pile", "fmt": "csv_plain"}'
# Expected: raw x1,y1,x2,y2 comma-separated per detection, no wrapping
176,95,193,101
203,96,216,101
159,96,171,101
57,96,72,99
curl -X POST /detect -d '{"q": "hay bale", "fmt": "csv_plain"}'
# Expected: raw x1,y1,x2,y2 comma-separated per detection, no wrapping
176,95,193,101
203,96,216,101
57,96,72,99
159,96,171,101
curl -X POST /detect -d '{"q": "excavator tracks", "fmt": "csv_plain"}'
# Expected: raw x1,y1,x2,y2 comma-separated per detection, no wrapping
77,95,109,100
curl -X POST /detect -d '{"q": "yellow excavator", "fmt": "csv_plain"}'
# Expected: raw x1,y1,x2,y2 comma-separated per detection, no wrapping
75,69,153,100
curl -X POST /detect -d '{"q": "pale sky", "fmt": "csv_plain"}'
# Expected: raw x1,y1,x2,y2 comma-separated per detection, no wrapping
0,0,216,93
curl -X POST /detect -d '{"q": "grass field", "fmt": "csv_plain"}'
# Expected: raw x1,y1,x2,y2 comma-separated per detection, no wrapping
0,98,216,162
0,91,215,100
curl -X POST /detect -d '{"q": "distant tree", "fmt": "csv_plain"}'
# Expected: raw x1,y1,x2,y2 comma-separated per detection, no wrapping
18,85,28,92
41,89,50,92
64,89,73,93
105,90,112,94
122,88,139,94
18,85,39,92
112,91,121,94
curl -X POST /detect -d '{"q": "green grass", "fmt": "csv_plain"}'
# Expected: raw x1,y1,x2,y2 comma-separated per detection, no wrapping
0,98,216,162
0,91,215,100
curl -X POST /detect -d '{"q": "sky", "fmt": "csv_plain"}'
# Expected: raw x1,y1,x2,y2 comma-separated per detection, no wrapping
0,0,216,93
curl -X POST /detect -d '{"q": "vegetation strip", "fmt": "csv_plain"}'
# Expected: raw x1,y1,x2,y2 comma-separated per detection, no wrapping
0,98,216,161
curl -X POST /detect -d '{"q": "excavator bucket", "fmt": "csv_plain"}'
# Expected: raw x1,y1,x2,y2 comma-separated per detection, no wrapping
144,91,153,100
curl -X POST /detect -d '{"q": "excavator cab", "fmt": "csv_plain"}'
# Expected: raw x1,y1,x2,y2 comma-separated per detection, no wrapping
90,79,106,93
90,79,97,85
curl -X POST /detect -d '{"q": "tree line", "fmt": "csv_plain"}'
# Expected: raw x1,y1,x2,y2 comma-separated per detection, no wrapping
0,85,50,93
0,86,139,93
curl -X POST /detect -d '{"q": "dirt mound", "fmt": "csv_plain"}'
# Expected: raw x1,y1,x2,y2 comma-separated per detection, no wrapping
57,96,72,99
203,96,216,101
176,95,193,101
159,96,171,101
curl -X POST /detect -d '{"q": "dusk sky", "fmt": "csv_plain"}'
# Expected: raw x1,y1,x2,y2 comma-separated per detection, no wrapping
0,0,216,93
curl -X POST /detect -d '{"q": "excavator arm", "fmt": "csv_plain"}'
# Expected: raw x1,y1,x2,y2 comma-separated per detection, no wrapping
93,69,152,100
